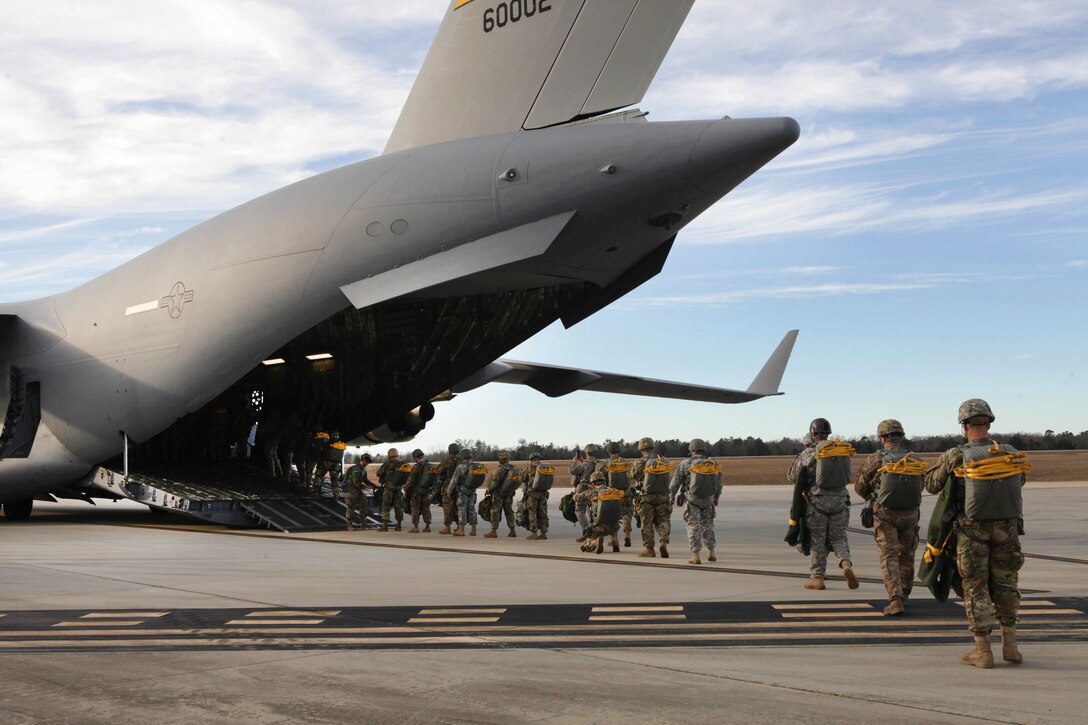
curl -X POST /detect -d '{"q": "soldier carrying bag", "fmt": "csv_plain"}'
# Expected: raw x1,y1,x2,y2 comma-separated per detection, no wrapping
604,460,631,490
955,441,1029,520
814,440,854,489
875,449,926,509
642,460,672,494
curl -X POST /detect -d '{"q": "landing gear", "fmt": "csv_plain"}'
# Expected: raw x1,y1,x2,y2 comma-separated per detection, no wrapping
2,498,34,521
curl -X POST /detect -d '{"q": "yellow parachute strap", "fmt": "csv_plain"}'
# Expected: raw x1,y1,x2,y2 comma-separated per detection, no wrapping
331,441,347,451
690,461,722,475
646,461,673,475
315,432,330,440
953,443,1031,480
537,465,557,475
470,465,488,476
878,454,927,476
815,440,855,458
788,518,798,527
426,464,441,474
605,461,630,473
923,528,956,564
396,463,414,473
597,487,626,501
509,472,522,482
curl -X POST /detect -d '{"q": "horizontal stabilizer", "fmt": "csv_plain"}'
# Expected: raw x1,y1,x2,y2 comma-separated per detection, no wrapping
385,0,695,154
452,331,799,404
339,211,575,310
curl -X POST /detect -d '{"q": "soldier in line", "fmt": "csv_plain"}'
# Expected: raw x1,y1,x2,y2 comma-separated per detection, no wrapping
343,452,374,531
854,419,924,616
669,439,722,565
302,428,329,494
925,399,1028,669
630,437,671,558
447,449,479,537
602,442,634,547
311,430,347,502
375,448,406,531
787,418,859,590
436,443,461,535
521,452,549,540
569,443,602,542
484,450,519,538
404,448,433,533
574,471,622,554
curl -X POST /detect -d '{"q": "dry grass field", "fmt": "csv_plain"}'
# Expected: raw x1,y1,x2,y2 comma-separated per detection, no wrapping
529,449,1088,487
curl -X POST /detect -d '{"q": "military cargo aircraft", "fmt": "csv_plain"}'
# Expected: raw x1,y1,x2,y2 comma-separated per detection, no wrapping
0,0,799,522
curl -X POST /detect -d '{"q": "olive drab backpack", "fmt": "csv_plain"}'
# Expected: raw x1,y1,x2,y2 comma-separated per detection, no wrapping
955,440,1029,520
420,464,440,491
477,493,492,519
466,464,488,490
814,440,854,489
875,448,926,509
559,491,577,522
391,462,413,487
642,460,672,494
499,467,521,497
689,460,721,498
532,465,556,492
605,460,631,490
595,487,625,525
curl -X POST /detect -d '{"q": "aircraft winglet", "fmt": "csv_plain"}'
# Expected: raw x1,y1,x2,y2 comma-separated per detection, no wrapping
746,329,799,396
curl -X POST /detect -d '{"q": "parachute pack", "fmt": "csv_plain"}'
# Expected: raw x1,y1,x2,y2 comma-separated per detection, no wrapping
604,460,631,490
595,487,625,526
532,465,556,492
876,449,926,509
390,462,413,487
955,440,1030,520
466,464,488,490
500,468,522,496
689,460,721,498
814,440,854,490
642,460,672,494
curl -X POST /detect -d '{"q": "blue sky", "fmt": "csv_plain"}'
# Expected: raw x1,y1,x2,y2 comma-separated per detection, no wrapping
2,1,1086,450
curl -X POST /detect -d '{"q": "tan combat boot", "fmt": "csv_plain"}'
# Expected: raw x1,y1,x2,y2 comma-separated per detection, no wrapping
689,552,702,565
438,525,451,535
1001,624,1023,663
962,634,994,668
407,525,419,533
638,546,656,558
611,536,620,552
378,522,389,532
483,527,498,538
659,544,669,558
527,531,538,540
707,548,717,562
842,561,859,589
394,521,402,531
508,528,516,537
883,597,905,616
595,537,605,554
469,525,477,536
804,577,825,590
624,534,631,548
538,532,547,540
422,524,431,533
452,525,465,537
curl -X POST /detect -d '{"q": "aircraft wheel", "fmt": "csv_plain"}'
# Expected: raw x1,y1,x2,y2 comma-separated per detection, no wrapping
2,498,34,521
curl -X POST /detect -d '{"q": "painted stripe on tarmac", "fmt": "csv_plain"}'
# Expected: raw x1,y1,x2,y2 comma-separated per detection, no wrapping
588,615,687,622
242,610,341,617
407,617,501,624
591,606,684,613
416,608,507,615
772,603,875,610
225,619,326,625
81,612,169,619
53,620,146,627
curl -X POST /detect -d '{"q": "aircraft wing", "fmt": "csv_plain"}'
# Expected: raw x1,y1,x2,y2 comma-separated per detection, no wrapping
385,0,696,154
452,330,799,403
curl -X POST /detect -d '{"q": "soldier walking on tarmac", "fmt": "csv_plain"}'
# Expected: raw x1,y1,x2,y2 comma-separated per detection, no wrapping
522,452,549,540
375,448,407,531
436,443,460,535
404,448,433,533
787,418,860,590
569,444,602,541
854,419,924,615
602,442,635,547
631,437,671,558
447,449,480,537
484,451,519,538
925,399,1028,669
343,453,374,530
669,439,722,565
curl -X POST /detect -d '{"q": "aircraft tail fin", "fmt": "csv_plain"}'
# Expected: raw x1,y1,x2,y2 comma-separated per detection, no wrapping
746,330,799,396
384,0,695,154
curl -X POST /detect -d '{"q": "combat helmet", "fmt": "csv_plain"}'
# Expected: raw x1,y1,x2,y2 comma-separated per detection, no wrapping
638,436,654,451
689,438,708,453
876,419,904,437
497,450,509,461
606,441,621,454
460,449,474,459
387,447,398,458
411,448,424,458
958,398,995,424
448,442,460,455
590,471,606,484
529,451,542,461
359,452,373,464
809,418,832,436
584,443,599,456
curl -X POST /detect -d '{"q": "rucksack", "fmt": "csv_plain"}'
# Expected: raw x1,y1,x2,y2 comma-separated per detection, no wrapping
465,464,487,489
532,465,556,492
560,492,577,522
814,440,854,489
876,449,925,509
605,460,630,490
642,460,672,494
477,493,492,519
956,440,1028,520
689,460,721,498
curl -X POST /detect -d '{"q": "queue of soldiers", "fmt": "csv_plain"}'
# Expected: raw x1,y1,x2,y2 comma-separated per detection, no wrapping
300,396,1028,669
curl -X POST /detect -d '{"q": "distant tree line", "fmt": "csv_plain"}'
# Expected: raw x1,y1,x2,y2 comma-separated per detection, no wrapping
387,430,1088,462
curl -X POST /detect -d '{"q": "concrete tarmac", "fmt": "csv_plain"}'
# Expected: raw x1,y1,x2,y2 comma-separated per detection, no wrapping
1,481,1085,724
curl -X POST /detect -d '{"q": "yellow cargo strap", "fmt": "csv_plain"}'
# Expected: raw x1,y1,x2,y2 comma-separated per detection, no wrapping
690,461,722,475
315,432,330,440
331,441,347,451
537,465,556,475
954,442,1031,480
815,440,855,458
605,461,630,473
878,454,927,476
646,461,673,474
510,473,522,482
426,464,441,474
597,487,626,501
470,465,488,476
396,463,414,473
923,529,956,564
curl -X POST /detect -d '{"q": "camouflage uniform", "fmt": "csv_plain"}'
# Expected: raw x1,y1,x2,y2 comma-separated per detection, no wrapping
573,479,620,552
376,454,406,530
303,431,329,494
311,435,346,501
787,446,852,579
447,458,479,530
603,451,634,545
435,450,460,533
487,460,519,533
855,445,920,604
521,460,549,538
569,453,601,538
343,459,372,530
669,451,721,557
631,448,671,552
404,452,432,531
925,438,1025,634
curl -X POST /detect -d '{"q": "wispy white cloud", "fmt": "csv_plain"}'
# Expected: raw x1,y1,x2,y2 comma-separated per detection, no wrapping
1068,260,1088,267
